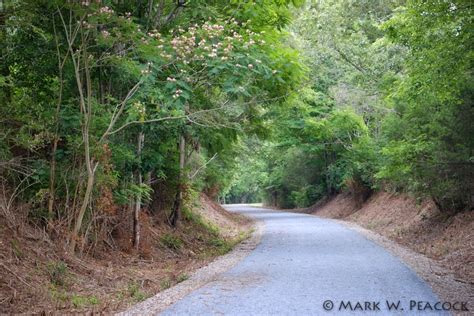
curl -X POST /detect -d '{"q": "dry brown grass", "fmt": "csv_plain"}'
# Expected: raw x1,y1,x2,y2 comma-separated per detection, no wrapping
0,194,249,314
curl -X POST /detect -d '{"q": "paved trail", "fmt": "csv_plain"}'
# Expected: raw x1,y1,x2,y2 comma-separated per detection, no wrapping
162,205,446,315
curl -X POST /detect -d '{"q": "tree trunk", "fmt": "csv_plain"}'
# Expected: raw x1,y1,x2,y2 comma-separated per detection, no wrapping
68,32,97,254
48,138,59,220
69,167,95,253
133,131,144,251
324,149,331,195
170,134,185,227
49,18,66,223
68,54,95,253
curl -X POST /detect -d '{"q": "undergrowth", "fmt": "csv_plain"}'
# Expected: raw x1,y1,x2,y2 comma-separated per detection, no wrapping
181,205,237,257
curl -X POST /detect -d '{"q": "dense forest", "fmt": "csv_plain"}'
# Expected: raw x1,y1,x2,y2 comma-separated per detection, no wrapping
0,0,305,254
0,0,472,257
225,0,473,212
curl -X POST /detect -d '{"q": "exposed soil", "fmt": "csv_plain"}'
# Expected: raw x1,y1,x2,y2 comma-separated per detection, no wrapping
120,207,263,315
0,194,251,314
303,192,474,310
336,220,473,316
194,195,251,240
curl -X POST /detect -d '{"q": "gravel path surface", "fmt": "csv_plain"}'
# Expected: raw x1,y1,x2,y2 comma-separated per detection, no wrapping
158,205,450,315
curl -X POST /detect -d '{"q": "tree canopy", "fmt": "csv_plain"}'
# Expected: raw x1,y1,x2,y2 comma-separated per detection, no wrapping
0,0,472,254
225,0,473,212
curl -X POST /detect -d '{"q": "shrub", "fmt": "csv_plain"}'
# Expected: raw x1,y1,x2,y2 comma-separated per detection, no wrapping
46,261,69,286
176,273,189,283
160,234,183,250
127,281,149,302
71,295,99,308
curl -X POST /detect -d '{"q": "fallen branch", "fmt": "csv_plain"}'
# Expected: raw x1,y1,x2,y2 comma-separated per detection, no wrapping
0,262,33,288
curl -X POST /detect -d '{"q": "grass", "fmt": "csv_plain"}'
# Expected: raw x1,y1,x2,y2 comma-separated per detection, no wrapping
49,285,99,308
126,281,149,302
160,233,183,250
71,294,99,308
46,260,69,286
1,193,249,314
198,199,251,256
207,237,232,255
10,239,23,259
49,285,69,304
176,273,189,283
160,277,172,290
366,222,378,230
201,230,251,258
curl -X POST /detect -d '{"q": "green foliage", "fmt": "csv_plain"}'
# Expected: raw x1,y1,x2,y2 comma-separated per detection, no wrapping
182,203,223,237
224,138,269,204
207,237,232,255
115,183,153,206
376,0,474,211
160,233,184,250
71,295,99,308
1,0,471,261
10,239,24,259
126,281,149,302
49,285,70,304
0,0,302,249
176,273,189,283
226,0,473,213
159,277,172,291
46,261,69,287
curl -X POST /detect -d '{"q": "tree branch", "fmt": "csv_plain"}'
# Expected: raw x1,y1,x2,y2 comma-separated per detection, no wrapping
189,153,218,180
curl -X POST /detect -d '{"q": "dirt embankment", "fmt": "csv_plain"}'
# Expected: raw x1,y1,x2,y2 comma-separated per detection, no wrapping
306,192,474,284
0,194,251,314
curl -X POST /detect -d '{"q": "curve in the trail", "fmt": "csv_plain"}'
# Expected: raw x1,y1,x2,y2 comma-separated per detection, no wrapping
161,205,446,316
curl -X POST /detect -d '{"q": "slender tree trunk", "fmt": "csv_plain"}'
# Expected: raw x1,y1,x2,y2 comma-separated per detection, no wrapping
70,93,96,253
70,167,95,253
133,131,144,250
48,139,59,219
68,37,97,253
170,134,185,227
49,17,67,222
324,149,331,195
